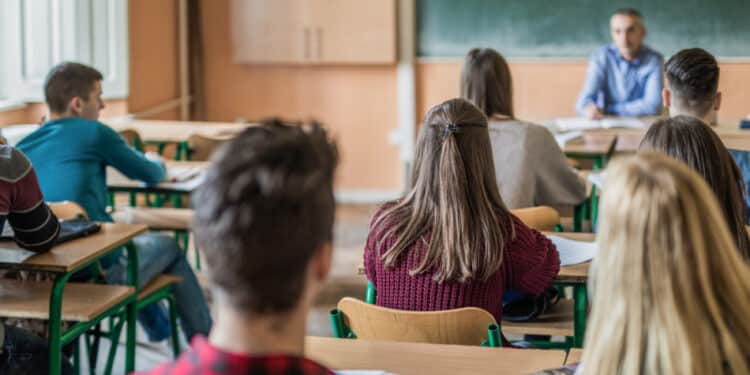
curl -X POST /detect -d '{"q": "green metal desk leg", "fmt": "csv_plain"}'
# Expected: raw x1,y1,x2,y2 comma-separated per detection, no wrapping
48,272,72,375
176,141,190,161
125,241,139,373
573,284,588,348
590,156,606,227
365,282,376,304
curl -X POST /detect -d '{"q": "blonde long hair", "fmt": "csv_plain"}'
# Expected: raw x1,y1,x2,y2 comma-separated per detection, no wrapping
582,152,750,374
375,98,514,283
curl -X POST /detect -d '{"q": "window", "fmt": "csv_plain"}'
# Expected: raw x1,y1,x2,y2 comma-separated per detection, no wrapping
0,0,129,108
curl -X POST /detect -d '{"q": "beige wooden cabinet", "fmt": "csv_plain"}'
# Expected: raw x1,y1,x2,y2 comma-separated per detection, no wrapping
231,0,396,64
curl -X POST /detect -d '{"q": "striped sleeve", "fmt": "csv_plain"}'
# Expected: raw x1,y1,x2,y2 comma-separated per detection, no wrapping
7,166,60,252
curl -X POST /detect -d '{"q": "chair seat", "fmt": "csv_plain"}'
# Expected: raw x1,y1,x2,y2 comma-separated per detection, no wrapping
138,274,182,300
502,299,574,337
112,207,193,230
0,280,134,321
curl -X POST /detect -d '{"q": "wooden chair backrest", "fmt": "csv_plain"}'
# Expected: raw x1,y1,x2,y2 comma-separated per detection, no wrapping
337,297,497,346
48,201,89,220
511,206,560,231
187,134,230,161
118,129,143,150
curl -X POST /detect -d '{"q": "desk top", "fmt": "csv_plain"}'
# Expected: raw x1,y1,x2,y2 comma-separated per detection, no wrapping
108,120,251,143
304,336,566,375
0,223,148,273
565,349,584,365
563,134,617,157
552,232,593,284
107,161,209,193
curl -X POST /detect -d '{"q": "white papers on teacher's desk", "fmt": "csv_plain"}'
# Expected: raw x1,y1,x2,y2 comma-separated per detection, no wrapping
546,235,598,266
551,117,649,132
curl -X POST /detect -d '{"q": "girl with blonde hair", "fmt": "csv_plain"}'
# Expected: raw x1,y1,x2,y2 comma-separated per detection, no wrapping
582,152,750,374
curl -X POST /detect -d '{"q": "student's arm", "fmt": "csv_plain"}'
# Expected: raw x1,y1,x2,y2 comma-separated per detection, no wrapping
575,50,607,115
531,127,587,206
504,218,560,296
606,56,664,116
96,124,165,185
6,165,60,253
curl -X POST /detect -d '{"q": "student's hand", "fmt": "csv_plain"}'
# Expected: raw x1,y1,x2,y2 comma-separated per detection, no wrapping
583,104,604,120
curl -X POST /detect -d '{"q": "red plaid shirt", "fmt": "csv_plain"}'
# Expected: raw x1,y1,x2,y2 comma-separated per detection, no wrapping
133,336,333,375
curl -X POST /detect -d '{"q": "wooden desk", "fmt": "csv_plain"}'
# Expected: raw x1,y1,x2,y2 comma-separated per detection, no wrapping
566,348,584,365
107,161,209,195
0,223,147,374
108,120,250,144
563,134,617,160
305,336,567,375
0,223,148,272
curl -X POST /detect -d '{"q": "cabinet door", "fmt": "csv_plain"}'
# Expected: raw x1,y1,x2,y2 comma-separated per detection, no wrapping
231,0,307,64
308,0,396,64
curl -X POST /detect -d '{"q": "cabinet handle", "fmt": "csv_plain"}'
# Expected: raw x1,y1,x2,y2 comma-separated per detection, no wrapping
316,27,323,61
304,27,311,60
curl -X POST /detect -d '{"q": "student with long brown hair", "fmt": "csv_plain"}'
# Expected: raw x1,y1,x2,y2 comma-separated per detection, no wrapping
580,153,750,374
363,98,560,336
460,48,586,209
639,115,750,260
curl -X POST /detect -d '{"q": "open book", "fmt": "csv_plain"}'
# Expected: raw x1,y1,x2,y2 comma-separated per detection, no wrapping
546,235,597,266
551,117,649,133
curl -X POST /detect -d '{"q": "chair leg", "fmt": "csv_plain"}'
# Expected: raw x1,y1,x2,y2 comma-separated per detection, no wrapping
486,323,501,347
365,282,377,304
329,309,347,338
167,296,181,358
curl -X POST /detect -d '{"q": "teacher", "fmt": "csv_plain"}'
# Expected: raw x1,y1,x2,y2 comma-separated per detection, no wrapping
576,8,663,119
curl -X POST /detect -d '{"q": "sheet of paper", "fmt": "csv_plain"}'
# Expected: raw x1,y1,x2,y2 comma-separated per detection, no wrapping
335,371,397,375
553,131,584,148
169,173,205,191
600,117,648,129
546,235,598,266
0,247,36,264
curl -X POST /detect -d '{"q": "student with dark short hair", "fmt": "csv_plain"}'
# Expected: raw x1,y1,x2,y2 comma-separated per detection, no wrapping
138,120,337,375
639,116,750,260
17,62,211,344
662,48,750,222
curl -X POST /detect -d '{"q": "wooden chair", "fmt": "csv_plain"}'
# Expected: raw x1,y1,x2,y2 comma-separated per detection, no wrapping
118,129,144,152
511,206,561,232
186,133,230,161
48,201,184,360
330,297,502,347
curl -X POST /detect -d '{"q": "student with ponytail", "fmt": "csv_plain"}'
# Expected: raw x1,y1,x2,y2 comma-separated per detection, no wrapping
363,98,560,340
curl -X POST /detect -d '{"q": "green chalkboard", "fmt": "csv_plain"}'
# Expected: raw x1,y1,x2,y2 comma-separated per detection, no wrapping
418,0,750,58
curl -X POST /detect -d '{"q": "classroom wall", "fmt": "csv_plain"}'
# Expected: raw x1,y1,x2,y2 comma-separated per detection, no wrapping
416,60,750,124
127,0,181,120
199,0,402,192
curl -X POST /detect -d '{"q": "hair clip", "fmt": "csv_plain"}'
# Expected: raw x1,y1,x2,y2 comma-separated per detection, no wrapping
444,123,460,137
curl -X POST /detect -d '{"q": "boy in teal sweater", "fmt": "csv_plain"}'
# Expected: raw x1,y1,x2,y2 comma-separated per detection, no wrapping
17,62,211,343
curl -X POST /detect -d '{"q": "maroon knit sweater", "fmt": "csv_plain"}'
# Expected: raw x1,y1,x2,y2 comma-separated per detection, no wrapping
363,206,560,324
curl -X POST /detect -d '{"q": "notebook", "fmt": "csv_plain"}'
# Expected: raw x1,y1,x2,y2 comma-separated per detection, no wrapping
1,217,101,244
